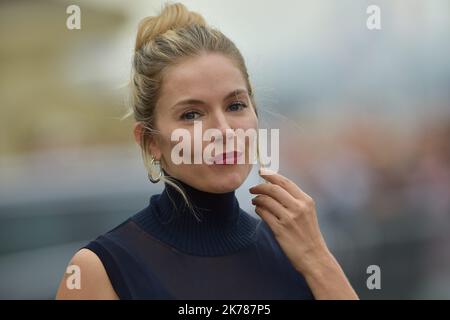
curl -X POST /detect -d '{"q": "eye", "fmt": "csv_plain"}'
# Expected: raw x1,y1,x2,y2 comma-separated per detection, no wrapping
228,101,247,112
180,110,202,121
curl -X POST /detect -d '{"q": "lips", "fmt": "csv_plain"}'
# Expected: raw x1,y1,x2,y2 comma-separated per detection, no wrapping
211,151,243,164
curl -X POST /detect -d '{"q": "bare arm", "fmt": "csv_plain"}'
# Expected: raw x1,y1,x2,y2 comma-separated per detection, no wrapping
55,248,119,300
297,247,358,300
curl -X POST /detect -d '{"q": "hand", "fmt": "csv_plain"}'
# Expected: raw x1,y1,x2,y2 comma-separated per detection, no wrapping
249,167,330,275
250,167,359,299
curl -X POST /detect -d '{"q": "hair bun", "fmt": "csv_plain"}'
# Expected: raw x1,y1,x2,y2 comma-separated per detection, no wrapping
135,2,207,51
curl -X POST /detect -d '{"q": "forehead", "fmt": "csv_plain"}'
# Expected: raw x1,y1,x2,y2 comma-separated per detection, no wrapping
160,53,247,100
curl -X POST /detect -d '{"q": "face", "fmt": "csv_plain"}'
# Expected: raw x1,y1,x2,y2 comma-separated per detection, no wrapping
135,52,258,193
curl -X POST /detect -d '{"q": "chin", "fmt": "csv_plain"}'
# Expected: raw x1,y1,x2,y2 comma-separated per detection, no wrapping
206,166,250,193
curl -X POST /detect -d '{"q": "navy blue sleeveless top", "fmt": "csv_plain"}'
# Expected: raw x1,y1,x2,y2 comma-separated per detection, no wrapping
83,173,314,300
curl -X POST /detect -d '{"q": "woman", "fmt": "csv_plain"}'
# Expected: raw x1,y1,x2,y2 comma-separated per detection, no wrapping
56,2,358,300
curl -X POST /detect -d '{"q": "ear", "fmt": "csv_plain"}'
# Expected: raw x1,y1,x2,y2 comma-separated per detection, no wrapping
133,122,162,160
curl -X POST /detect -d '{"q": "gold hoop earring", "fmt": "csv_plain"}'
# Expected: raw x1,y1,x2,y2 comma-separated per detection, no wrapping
148,155,163,183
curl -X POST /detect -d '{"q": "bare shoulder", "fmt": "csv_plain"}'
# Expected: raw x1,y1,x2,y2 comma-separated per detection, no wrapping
55,248,119,300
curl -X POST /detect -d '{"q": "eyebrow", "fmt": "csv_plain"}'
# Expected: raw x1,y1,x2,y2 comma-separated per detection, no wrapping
171,89,248,110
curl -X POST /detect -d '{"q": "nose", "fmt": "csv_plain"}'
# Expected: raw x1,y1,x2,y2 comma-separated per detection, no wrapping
209,110,236,143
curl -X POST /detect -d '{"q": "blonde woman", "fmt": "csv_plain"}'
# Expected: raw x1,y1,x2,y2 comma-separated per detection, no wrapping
56,2,358,300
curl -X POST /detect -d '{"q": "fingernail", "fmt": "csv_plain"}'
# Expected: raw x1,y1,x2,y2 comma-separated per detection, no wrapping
259,167,276,175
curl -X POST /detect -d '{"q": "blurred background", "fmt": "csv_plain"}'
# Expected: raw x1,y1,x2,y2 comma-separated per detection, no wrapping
1,0,449,299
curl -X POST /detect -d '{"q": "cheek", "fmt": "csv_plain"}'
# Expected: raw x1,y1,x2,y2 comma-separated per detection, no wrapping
166,127,198,162
157,128,179,158
243,108,258,130
226,121,256,164
247,116,258,130
233,108,258,131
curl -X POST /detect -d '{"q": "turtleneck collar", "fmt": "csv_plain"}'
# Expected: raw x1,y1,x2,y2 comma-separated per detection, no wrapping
132,170,259,257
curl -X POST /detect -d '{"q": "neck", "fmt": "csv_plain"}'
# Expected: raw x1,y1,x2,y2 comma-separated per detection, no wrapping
158,171,240,229
132,170,259,256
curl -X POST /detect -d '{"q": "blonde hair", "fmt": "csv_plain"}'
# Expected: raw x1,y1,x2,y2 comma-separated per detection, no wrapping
123,2,259,216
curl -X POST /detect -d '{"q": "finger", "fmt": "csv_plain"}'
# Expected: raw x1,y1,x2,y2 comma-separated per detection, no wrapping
254,205,281,233
252,194,287,220
249,182,295,209
258,168,307,200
